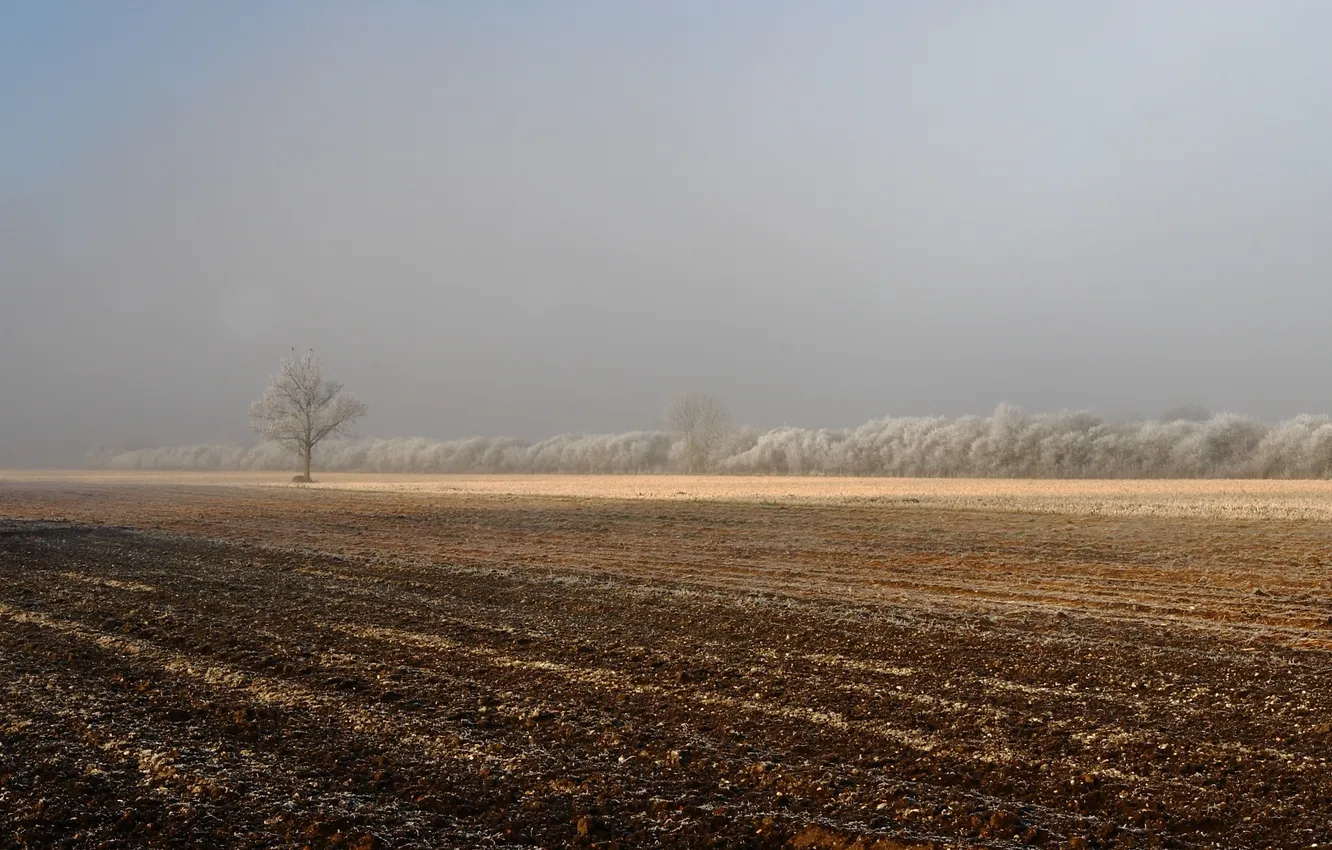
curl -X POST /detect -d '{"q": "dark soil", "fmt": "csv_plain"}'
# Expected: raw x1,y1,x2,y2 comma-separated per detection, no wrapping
1,486,1331,848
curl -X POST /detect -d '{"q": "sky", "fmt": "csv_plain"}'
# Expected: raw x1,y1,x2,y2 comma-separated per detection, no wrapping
5,2,1332,466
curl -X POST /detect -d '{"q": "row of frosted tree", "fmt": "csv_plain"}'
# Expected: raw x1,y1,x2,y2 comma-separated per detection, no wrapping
87,405,1332,478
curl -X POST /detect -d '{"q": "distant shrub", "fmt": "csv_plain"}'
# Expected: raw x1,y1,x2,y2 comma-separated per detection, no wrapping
85,405,1332,479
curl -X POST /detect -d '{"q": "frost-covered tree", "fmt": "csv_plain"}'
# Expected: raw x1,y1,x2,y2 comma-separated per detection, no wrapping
666,392,730,473
249,351,367,482
100,402,1332,480
1160,404,1212,423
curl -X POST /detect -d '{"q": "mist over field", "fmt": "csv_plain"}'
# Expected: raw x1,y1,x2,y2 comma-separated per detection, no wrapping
86,405,1332,478
6,4,1332,468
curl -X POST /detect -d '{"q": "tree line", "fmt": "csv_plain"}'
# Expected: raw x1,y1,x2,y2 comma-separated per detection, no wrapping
83,353,1332,479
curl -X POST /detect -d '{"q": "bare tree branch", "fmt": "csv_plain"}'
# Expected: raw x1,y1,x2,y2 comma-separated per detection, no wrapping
249,351,367,482
666,392,729,473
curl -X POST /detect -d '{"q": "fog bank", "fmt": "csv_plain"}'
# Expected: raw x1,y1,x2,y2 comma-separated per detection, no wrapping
8,5,1332,467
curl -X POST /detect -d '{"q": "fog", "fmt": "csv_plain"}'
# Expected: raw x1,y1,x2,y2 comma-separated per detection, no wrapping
6,3,1332,469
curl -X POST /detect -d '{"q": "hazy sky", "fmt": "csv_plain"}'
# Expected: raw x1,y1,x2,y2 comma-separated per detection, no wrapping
5,2,1332,466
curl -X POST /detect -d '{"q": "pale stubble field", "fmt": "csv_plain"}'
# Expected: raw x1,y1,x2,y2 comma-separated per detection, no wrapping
9,470,1332,519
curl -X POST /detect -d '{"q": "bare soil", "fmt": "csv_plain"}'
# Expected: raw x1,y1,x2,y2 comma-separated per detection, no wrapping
1,481,1330,849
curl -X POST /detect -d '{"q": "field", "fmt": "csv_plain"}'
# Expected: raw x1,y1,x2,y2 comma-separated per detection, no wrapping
2,473,1331,849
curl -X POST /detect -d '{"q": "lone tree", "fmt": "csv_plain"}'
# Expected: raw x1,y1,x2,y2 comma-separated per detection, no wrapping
249,350,367,483
666,392,729,474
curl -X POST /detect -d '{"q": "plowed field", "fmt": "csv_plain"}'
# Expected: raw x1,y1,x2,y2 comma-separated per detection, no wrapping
1,479,1331,849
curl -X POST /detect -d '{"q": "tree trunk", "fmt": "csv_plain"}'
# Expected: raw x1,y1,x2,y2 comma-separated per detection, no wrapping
303,448,311,482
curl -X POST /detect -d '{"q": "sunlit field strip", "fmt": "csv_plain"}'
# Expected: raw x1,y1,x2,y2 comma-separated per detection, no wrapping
7,470,1332,520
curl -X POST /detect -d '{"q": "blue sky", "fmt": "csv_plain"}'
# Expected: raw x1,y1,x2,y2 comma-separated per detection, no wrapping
3,4,285,188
